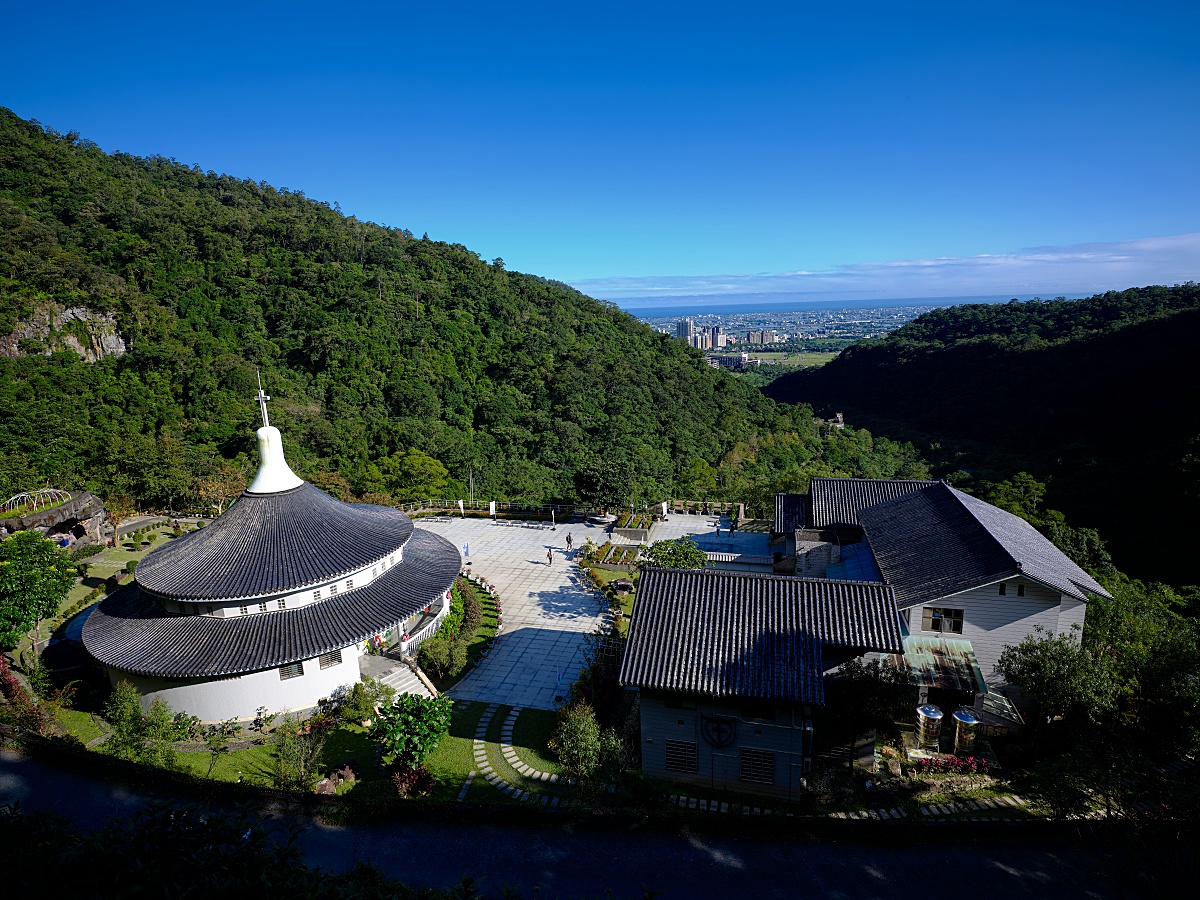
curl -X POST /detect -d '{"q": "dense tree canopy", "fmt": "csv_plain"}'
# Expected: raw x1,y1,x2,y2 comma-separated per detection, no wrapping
0,108,927,516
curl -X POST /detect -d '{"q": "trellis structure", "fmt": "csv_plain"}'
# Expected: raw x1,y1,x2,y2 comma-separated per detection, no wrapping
2,489,72,514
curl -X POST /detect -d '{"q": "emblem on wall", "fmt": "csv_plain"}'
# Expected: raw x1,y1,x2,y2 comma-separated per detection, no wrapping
700,714,737,747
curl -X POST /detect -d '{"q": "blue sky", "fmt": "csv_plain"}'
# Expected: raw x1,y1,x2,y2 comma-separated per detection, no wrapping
3,1,1198,302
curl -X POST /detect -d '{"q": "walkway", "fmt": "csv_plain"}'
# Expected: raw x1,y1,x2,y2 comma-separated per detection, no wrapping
415,518,609,709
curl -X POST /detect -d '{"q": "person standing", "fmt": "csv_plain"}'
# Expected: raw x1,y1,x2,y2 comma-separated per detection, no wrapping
547,548,554,566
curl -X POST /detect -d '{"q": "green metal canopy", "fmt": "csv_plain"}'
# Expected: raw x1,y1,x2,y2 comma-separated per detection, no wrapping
888,635,988,693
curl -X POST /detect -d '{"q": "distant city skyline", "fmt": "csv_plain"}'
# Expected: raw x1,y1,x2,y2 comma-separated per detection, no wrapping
4,2,1197,301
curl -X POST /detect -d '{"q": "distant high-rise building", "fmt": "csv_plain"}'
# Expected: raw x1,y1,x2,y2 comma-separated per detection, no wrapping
676,318,695,340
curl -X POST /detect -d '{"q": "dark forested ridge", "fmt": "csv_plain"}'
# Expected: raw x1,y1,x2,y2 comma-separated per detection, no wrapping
765,286,1200,584
0,108,928,514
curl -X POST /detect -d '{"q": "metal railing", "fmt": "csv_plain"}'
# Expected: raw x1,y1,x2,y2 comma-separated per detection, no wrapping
399,597,450,658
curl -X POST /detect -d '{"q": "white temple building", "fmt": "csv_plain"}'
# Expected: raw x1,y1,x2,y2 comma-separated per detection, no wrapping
83,390,461,721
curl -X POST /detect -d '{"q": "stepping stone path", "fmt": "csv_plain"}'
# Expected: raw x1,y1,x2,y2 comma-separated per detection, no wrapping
471,704,569,805
662,792,1039,822
500,707,561,785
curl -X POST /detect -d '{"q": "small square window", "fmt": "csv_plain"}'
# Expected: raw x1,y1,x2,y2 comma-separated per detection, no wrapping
329,584,338,596
258,602,267,613
278,598,286,610
279,662,303,680
319,650,342,669
346,579,353,590
313,589,321,601
239,605,248,616
372,568,378,578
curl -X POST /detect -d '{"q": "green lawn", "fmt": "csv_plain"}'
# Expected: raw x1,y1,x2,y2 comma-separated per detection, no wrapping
57,708,106,744
178,741,276,785
511,707,563,774
424,701,488,800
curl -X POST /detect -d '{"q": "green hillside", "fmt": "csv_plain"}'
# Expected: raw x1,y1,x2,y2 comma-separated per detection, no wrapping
0,108,927,514
764,286,1200,584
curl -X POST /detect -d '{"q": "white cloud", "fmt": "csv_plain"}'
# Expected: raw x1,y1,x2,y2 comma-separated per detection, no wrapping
571,233,1200,302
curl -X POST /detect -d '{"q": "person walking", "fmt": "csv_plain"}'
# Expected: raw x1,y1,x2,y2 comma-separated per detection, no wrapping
565,532,573,551
547,548,554,566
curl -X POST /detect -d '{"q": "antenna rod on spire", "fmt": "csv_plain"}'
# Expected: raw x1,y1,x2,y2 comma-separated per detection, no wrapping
255,369,271,428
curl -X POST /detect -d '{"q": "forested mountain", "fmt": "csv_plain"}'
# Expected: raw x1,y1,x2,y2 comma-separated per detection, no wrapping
0,108,928,515
765,286,1200,584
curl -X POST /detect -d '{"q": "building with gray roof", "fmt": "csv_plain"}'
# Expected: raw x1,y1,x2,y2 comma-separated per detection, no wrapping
83,394,461,721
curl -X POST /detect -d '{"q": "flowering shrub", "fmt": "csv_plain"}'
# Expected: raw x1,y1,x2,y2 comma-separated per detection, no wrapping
912,754,989,775
391,763,435,798
0,654,50,735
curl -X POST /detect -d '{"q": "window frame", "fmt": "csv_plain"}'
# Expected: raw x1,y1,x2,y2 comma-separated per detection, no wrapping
318,649,342,670
921,606,964,635
739,747,775,784
279,661,304,681
664,739,698,773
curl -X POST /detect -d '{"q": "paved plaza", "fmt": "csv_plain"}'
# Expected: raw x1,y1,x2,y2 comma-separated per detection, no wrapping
414,513,772,709
414,517,611,709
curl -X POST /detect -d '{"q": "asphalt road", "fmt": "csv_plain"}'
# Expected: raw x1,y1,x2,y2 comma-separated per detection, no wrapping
1,749,1116,899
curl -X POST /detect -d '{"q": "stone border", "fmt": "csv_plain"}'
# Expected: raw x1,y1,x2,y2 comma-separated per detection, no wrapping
499,707,560,784
470,704,569,807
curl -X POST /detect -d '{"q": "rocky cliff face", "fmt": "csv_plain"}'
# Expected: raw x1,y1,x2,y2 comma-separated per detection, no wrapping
0,303,126,361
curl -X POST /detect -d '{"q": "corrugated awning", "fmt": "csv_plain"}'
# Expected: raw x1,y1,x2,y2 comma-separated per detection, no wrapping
888,635,987,693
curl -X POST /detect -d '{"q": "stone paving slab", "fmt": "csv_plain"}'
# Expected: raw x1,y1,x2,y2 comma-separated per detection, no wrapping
416,519,610,709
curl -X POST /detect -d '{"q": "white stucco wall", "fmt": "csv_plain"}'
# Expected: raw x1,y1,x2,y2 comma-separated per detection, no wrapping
108,640,365,722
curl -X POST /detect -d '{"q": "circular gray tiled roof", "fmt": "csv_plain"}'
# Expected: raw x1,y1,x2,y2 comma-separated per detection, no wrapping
82,527,462,678
134,483,416,601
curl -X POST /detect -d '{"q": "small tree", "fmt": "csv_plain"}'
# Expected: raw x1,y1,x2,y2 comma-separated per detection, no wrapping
271,713,328,791
995,626,1115,725
370,693,452,767
551,701,624,800
101,682,180,770
640,536,707,570
0,530,76,650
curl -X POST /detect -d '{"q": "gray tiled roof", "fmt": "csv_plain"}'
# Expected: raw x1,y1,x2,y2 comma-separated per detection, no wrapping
773,493,807,535
858,482,1111,607
808,477,937,528
82,528,461,678
618,568,902,704
135,483,415,601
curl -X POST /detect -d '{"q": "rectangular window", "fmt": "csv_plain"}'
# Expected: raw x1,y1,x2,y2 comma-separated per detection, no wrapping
664,739,698,773
346,579,354,591
278,598,286,610
258,602,268,613
998,583,1007,596
329,584,338,596
1017,584,1025,597
372,567,378,578
739,747,775,784
319,650,342,669
313,589,321,601
279,662,303,680
921,607,964,634
239,605,248,616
